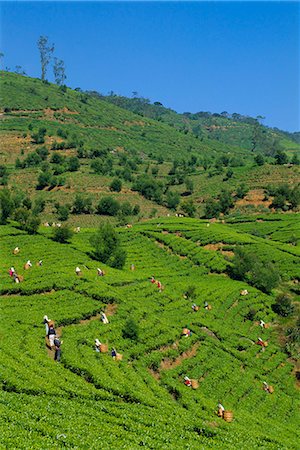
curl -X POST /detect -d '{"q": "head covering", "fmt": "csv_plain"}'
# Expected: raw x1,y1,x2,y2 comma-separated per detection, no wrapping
95,339,101,346
43,315,49,322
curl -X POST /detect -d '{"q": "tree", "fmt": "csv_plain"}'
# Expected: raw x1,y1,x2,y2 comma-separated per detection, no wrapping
90,223,126,269
218,189,234,214
291,154,300,165
166,191,180,210
204,198,220,219
55,203,70,221
109,178,122,192
53,57,66,86
68,156,80,172
97,196,120,216
275,150,288,165
185,178,194,194
181,200,196,217
72,194,93,214
254,154,265,166
53,225,73,243
272,293,294,317
230,247,280,294
0,188,14,223
37,36,54,81
0,165,9,185
31,127,47,144
236,183,248,199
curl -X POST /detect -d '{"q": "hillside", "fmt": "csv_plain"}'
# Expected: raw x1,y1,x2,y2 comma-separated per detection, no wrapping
0,217,299,448
0,71,299,227
102,94,300,156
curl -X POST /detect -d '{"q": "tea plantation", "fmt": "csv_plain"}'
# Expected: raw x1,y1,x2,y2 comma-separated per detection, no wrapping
1,217,299,449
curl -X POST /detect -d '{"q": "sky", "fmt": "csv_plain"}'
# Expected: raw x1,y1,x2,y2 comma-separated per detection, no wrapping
0,1,299,132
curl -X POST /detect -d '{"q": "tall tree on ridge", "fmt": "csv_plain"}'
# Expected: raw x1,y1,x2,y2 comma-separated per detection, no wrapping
37,36,54,81
53,57,66,86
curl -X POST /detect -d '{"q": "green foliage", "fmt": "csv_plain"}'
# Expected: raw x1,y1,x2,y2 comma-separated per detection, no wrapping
181,200,196,217
122,319,139,341
230,247,280,293
55,203,70,221
52,225,73,243
218,189,234,214
97,196,120,216
274,150,289,165
14,207,41,234
0,165,9,185
133,174,163,203
236,183,249,199
0,188,14,223
31,127,47,144
109,178,122,192
68,156,80,172
72,194,93,214
272,293,294,317
90,223,126,269
166,191,180,210
203,198,220,219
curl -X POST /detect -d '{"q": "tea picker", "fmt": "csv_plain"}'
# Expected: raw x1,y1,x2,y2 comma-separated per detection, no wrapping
95,339,102,352
54,337,62,362
101,312,109,324
43,315,52,335
75,266,82,276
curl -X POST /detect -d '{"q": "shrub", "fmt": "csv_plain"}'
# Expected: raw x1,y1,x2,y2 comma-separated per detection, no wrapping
90,223,126,269
97,196,120,216
31,127,47,144
53,225,73,243
122,319,139,341
204,198,220,219
132,204,140,216
181,200,196,217
166,191,180,210
68,156,80,172
230,247,280,293
254,154,264,166
272,293,294,317
72,194,93,214
109,178,122,192
0,189,14,223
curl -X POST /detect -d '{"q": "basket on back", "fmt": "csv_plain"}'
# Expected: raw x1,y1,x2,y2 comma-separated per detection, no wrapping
191,379,199,390
223,410,233,422
100,344,108,353
116,353,123,361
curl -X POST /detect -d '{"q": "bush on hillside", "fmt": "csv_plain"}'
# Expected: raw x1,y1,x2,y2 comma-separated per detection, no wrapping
272,293,294,317
122,319,139,341
109,178,122,192
230,247,280,293
53,225,73,243
72,194,93,215
90,223,126,269
97,196,120,216
0,188,14,224
181,200,196,217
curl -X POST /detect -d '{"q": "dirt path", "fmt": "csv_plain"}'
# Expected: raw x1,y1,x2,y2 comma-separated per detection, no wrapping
159,342,200,371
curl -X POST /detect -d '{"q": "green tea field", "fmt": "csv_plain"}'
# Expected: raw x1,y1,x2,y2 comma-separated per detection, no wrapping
1,216,299,449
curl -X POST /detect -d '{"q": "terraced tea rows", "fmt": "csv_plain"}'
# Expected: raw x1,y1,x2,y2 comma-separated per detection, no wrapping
0,217,299,448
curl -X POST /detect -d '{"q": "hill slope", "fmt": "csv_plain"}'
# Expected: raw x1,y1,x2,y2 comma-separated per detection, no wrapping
0,217,299,448
102,94,300,156
0,72,299,226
